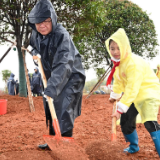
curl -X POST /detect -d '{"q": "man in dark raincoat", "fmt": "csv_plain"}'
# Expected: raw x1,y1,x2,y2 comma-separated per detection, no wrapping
7,73,16,95
28,0,86,149
31,67,42,96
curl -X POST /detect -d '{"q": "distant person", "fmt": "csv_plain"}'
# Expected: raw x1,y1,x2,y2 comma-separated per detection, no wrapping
31,67,42,96
15,79,19,95
7,73,16,95
156,65,160,81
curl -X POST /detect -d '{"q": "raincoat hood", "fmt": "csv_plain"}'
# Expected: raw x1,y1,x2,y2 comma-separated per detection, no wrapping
105,28,132,62
34,67,39,73
28,0,57,32
10,73,15,78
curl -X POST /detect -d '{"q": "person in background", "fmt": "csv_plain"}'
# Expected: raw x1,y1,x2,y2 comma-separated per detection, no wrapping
15,79,19,95
31,67,42,96
106,28,160,157
156,64,160,81
7,73,16,95
28,0,85,149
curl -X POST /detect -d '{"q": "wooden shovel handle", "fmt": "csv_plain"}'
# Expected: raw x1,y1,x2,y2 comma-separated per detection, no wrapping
111,101,117,141
33,56,57,120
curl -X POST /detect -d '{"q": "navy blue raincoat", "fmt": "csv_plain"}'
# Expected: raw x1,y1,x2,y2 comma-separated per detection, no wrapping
28,0,85,134
15,80,19,95
31,67,42,94
7,73,16,95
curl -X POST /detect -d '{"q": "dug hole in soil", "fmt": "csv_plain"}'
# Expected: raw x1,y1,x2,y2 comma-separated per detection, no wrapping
0,94,159,160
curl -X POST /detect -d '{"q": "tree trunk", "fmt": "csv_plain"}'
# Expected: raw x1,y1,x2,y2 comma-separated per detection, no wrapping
17,47,27,97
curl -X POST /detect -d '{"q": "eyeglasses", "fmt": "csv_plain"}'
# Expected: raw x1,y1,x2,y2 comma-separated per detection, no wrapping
36,19,52,26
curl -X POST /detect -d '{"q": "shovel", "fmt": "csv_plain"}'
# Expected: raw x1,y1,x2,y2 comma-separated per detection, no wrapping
111,101,117,141
33,55,74,150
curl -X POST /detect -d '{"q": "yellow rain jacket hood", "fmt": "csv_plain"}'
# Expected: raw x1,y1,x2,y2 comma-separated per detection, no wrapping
156,64,160,79
105,28,160,123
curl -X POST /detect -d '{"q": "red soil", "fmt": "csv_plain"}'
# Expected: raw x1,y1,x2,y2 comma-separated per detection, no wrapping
0,94,159,160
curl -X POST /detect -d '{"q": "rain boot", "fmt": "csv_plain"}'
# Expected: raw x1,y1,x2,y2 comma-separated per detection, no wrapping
38,121,54,149
150,130,160,157
38,143,49,149
123,129,140,153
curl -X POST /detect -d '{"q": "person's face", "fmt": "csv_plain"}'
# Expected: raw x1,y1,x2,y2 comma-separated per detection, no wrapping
109,41,120,60
35,18,52,35
34,69,37,73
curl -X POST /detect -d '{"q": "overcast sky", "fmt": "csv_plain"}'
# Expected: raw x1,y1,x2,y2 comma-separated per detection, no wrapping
0,0,160,88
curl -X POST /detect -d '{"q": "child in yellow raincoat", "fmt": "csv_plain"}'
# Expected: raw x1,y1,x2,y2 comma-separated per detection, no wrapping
156,65,160,81
106,28,160,156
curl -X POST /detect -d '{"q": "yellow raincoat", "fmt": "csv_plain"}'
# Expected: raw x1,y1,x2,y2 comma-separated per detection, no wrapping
105,28,160,123
156,65,160,80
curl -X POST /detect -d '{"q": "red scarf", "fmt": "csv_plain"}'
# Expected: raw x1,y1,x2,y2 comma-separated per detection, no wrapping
106,60,120,86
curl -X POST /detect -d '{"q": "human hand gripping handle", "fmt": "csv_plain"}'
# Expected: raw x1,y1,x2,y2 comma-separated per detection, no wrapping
109,98,121,120
32,55,61,138
109,97,116,103
109,97,121,103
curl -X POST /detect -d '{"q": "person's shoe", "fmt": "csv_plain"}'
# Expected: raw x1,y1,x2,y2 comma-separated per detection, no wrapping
150,130,160,157
38,143,49,149
123,130,140,154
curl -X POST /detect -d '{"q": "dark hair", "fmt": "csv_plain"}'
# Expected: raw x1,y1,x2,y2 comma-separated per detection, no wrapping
109,39,113,47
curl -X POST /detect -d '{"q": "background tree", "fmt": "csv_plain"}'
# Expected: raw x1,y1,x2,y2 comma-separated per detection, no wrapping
1,69,11,93
96,68,106,80
84,0,159,72
0,0,106,97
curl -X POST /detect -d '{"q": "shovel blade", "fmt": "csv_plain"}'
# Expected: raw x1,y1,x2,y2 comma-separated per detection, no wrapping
111,133,117,141
43,135,74,151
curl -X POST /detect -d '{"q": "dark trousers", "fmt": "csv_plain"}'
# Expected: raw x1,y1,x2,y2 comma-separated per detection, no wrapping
49,120,73,137
120,103,160,135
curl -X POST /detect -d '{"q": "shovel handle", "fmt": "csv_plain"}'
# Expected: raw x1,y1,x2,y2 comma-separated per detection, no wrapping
33,56,57,120
111,101,117,141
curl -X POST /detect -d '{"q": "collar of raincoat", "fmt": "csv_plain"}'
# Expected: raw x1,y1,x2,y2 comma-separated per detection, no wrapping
28,0,57,35
105,28,132,63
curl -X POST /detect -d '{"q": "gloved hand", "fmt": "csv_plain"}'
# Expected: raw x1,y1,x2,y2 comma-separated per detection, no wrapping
43,94,48,102
33,54,41,64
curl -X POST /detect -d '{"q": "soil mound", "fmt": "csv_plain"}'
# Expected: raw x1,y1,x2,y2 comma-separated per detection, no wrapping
85,139,137,160
48,141,89,160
